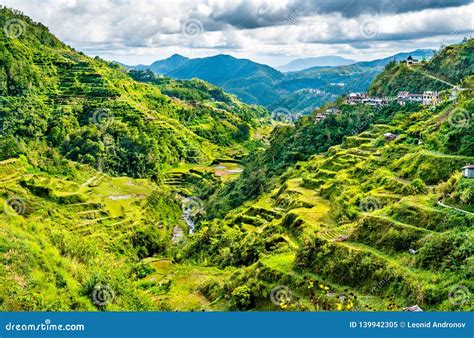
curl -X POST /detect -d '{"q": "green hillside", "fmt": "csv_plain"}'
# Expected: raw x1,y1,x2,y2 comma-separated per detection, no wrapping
185,88,473,311
184,40,474,311
0,7,266,179
0,7,262,310
369,38,474,96
0,6,473,312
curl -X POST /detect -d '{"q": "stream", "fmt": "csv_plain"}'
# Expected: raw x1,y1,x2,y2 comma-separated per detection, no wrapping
172,197,196,243
181,196,203,234
183,204,195,234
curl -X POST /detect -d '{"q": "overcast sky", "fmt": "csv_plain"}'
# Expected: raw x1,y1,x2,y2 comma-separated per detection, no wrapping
1,0,473,66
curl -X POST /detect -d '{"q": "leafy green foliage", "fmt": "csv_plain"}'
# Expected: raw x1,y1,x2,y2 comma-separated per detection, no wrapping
0,7,265,178
231,285,254,310
415,230,473,275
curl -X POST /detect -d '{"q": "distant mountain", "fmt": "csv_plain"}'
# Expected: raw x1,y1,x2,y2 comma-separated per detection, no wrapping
131,49,435,114
267,49,435,113
277,56,357,72
296,49,434,75
135,54,190,74
135,54,285,106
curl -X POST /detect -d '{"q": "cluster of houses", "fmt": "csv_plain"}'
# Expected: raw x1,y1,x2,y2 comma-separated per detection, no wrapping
343,54,446,107
346,91,440,107
314,106,340,122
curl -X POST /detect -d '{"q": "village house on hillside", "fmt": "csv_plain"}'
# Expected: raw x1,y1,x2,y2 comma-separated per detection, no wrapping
346,93,389,107
314,107,341,123
326,107,341,114
397,91,422,105
462,165,474,178
422,91,440,105
403,55,419,66
397,91,440,105
346,92,368,104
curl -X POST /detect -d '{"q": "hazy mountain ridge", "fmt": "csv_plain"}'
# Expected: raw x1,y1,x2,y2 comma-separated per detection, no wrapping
277,55,357,72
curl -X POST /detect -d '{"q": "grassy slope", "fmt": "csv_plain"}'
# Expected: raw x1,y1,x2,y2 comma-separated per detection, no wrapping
0,7,260,311
369,38,474,96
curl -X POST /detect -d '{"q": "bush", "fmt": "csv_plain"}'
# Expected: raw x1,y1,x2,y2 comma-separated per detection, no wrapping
410,178,427,194
231,285,254,310
415,231,474,274
131,225,166,259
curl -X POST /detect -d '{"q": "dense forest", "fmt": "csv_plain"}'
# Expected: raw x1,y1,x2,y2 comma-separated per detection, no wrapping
0,6,267,180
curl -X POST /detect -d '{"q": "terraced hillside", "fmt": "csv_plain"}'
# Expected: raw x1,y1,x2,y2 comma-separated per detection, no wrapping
180,101,473,311
0,152,243,310
0,7,258,311
0,7,267,179
177,43,474,311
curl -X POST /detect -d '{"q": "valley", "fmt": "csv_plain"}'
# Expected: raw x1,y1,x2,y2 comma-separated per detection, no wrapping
0,7,473,313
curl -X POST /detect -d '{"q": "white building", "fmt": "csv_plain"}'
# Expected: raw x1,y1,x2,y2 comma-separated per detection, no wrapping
346,93,368,104
422,91,440,105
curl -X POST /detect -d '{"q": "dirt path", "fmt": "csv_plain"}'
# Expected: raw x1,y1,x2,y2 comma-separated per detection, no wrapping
437,199,474,216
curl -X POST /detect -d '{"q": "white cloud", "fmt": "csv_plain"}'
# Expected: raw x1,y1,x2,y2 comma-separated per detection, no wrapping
0,0,473,66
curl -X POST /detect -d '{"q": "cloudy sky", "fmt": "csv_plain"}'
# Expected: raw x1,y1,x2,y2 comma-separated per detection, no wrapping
1,0,473,66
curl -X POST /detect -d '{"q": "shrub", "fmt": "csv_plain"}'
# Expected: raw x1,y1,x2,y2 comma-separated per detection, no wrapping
410,178,427,194
131,225,166,259
415,231,474,274
231,285,254,310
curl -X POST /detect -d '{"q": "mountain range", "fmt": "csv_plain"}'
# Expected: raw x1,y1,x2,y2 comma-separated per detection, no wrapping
129,49,434,113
